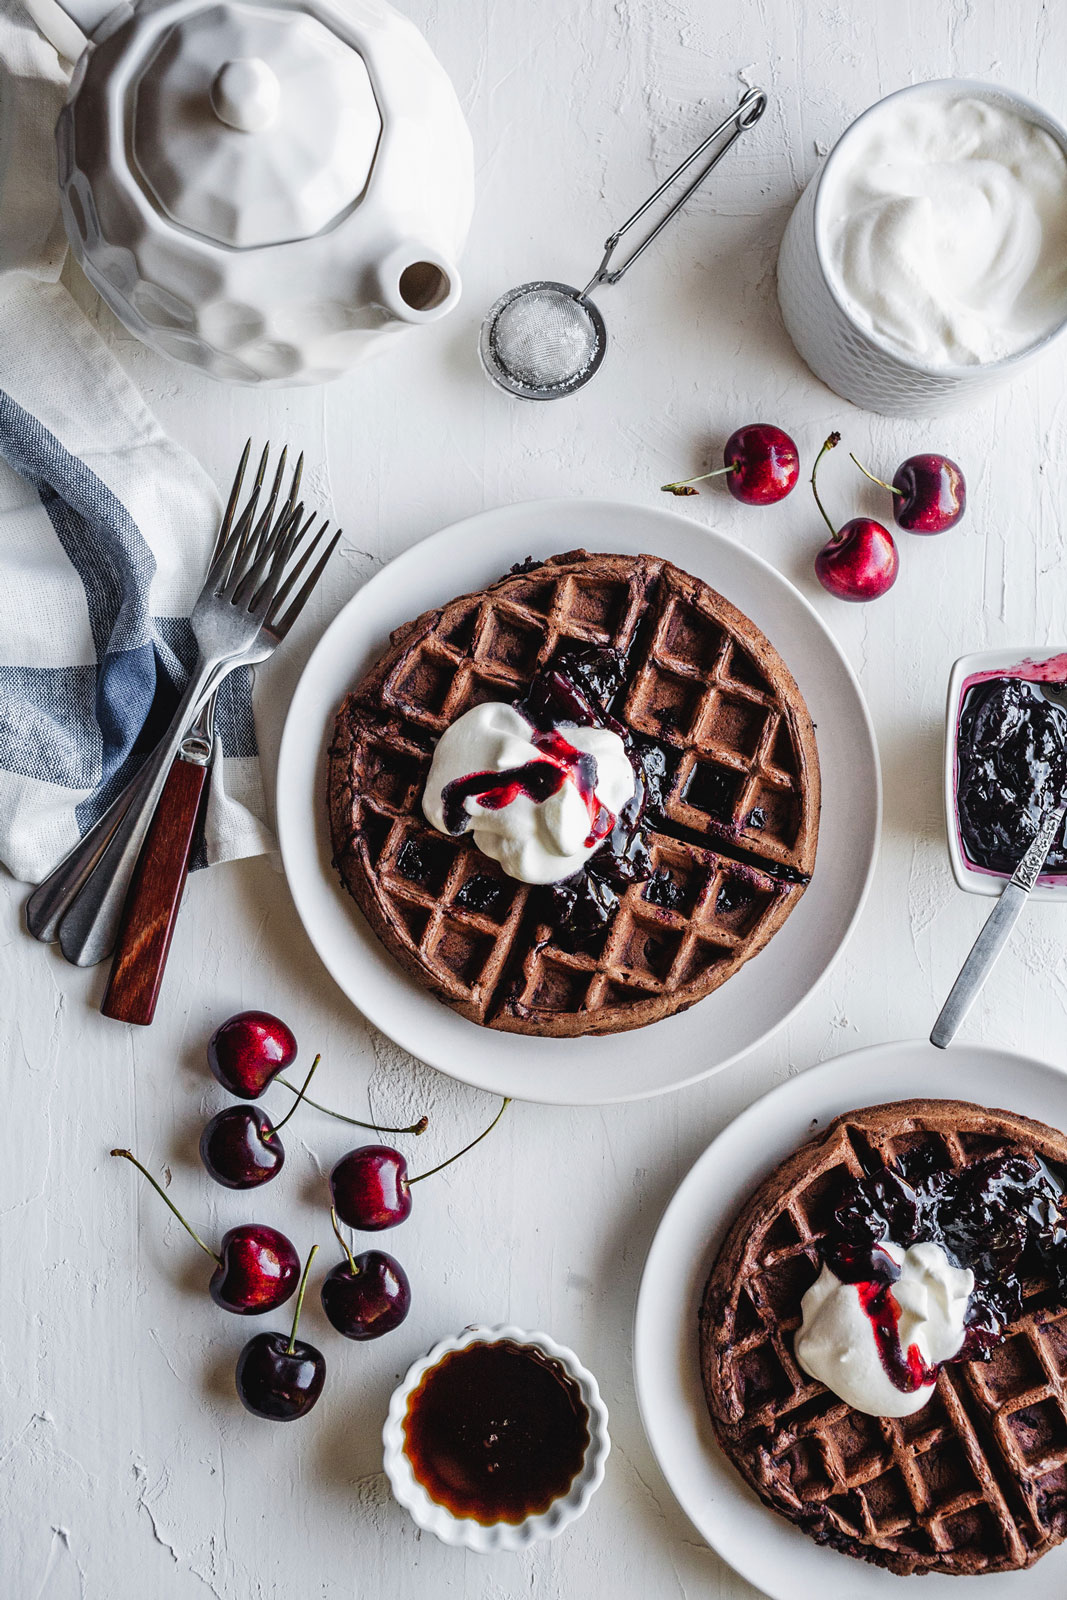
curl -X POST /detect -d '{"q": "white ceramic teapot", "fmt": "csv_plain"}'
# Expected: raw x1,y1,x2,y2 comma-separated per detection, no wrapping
24,0,475,384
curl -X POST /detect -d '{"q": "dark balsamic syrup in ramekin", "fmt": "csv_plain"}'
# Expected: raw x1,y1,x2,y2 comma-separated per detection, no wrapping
402,1340,590,1524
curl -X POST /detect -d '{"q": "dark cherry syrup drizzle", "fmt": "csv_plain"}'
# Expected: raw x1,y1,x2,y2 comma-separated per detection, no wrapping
440,727,614,848
820,1144,1067,1394
855,1281,938,1392
436,643,674,948
834,1244,938,1395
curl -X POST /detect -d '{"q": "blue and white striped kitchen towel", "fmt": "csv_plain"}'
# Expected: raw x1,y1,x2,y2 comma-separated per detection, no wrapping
0,0,270,883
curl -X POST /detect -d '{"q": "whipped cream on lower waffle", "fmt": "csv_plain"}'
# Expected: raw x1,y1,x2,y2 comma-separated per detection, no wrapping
795,1240,974,1418
423,701,635,884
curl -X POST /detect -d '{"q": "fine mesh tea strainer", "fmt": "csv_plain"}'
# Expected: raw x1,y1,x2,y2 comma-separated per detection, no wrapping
479,85,767,401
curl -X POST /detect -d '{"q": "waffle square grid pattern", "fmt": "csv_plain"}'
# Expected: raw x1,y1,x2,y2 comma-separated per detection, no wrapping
700,1104,1067,1577
327,553,820,1036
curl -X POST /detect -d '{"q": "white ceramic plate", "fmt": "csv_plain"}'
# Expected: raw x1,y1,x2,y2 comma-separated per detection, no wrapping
633,1039,1067,1598
275,498,880,1105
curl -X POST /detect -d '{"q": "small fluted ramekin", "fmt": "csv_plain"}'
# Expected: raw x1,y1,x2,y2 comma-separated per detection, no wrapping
382,1323,610,1551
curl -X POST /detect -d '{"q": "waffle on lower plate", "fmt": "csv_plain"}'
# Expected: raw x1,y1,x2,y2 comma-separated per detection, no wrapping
700,1099,1067,1576
327,550,820,1036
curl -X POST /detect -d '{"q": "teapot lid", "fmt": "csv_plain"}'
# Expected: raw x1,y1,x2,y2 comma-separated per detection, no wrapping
130,1,382,248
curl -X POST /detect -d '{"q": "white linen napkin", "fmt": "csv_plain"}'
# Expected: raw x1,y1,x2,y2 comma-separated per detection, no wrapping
0,0,271,884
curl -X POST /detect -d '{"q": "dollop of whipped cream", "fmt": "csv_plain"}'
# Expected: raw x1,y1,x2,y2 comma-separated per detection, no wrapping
824,92,1067,367
794,1241,974,1418
422,701,635,885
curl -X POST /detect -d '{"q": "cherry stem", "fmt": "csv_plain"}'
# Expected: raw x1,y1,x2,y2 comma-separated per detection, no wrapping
286,1243,318,1355
811,432,842,542
276,1077,428,1137
331,1207,359,1277
408,1097,511,1187
849,452,903,497
661,461,736,494
110,1148,220,1266
267,1054,320,1141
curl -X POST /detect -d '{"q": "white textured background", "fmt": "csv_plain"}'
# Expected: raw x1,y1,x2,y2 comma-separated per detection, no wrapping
6,2,1067,1596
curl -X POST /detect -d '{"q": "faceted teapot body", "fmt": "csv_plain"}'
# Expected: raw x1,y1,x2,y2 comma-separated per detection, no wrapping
42,0,474,384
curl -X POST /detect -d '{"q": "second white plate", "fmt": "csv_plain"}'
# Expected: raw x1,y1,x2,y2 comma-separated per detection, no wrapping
634,1040,1067,1598
276,498,880,1105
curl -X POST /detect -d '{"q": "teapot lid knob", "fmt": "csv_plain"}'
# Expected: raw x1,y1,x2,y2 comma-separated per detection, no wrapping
210,58,280,133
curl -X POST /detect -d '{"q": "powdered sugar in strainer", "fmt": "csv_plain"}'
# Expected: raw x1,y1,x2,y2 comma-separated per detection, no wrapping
479,86,767,400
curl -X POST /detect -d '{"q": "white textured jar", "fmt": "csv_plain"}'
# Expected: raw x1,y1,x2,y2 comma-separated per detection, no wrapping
777,79,1067,417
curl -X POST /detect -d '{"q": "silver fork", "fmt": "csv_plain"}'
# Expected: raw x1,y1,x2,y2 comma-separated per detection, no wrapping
23,444,270,946
27,443,340,968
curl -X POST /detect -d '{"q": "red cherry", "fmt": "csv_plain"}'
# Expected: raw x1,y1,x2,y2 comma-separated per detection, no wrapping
330,1145,412,1230
235,1247,325,1420
111,1149,299,1315
321,1210,410,1339
236,1331,325,1420
815,518,899,601
811,433,899,602
328,1098,511,1232
662,423,799,504
892,453,966,533
208,1011,297,1099
200,1106,285,1189
723,424,800,504
321,1254,411,1340
200,1055,322,1190
850,449,966,535
210,1225,301,1315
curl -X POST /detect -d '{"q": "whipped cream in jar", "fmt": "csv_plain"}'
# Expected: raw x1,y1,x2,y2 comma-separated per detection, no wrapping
822,90,1067,368
777,79,1067,415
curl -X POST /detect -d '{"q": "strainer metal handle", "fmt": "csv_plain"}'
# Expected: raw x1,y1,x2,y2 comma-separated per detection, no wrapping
581,85,767,295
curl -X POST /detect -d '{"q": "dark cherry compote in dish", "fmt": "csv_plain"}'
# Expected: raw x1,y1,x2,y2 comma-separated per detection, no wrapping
955,658,1067,876
402,1340,590,1523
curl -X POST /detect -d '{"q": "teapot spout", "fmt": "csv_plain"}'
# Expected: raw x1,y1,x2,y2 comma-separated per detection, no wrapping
23,0,122,59
375,244,461,326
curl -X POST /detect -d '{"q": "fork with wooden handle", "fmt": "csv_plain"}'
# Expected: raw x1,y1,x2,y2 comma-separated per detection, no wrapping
99,695,216,1023
100,444,304,1024
26,441,339,974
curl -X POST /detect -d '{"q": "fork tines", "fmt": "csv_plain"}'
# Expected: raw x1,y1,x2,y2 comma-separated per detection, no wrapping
211,442,341,635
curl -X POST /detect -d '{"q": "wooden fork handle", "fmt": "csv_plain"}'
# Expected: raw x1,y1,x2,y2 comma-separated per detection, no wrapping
101,755,209,1025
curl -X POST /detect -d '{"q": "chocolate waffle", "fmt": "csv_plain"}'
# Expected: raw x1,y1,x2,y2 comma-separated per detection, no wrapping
327,550,820,1036
700,1099,1067,1576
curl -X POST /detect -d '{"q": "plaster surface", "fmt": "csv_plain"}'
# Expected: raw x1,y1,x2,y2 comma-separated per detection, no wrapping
5,3,1067,1596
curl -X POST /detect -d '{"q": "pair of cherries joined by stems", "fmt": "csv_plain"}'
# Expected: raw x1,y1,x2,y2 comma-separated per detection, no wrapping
112,1011,507,1420
811,436,966,601
661,424,966,603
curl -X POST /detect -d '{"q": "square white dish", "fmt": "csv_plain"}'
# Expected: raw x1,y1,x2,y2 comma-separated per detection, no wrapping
945,647,1067,899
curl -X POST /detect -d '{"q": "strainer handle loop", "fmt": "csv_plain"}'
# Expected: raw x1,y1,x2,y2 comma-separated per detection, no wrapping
581,86,767,295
